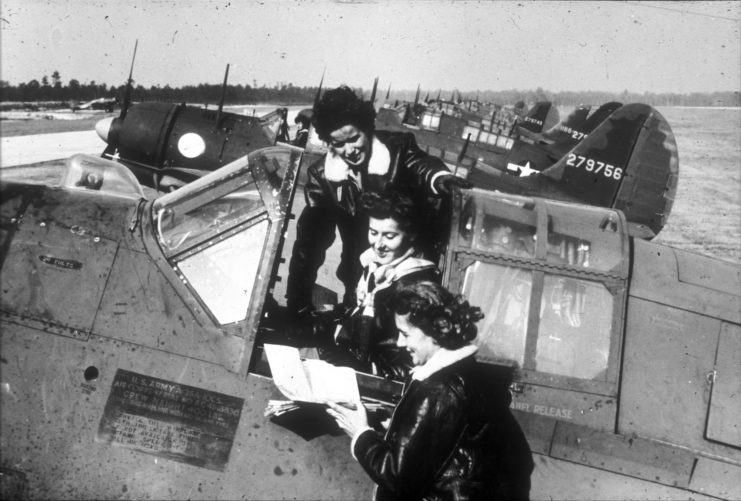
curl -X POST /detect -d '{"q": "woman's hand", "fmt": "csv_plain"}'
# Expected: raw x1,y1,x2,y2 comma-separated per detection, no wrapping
325,400,369,437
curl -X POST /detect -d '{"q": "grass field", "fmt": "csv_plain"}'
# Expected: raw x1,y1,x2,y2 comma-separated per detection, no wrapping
0,115,109,136
1,106,739,264
651,107,740,264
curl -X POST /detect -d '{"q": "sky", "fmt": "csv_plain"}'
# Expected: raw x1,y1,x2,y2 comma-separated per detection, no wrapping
1,0,739,94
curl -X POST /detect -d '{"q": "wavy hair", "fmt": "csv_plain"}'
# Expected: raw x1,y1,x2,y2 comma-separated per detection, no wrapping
313,85,377,142
393,281,484,350
360,188,421,235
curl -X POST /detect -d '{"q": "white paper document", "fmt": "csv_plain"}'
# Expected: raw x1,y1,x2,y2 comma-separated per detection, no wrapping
263,344,360,404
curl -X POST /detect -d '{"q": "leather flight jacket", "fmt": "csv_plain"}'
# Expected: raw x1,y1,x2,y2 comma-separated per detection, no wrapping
353,356,534,501
286,131,450,315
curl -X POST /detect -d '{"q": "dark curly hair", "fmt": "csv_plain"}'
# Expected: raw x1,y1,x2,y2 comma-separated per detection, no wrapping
393,281,484,350
313,85,376,142
360,188,421,236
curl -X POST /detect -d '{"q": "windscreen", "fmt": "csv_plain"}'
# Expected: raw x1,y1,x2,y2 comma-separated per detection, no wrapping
151,147,301,326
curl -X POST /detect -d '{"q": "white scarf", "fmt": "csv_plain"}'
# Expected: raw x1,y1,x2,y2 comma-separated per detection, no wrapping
355,247,436,315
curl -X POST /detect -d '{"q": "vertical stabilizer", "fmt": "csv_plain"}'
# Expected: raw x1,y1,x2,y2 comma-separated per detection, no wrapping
517,101,554,133
540,104,678,238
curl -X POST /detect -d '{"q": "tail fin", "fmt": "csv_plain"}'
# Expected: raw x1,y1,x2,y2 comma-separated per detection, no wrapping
518,104,591,145
540,103,678,238
509,101,625,168
579,101,623,137
517,101,556,133
539,104,591,143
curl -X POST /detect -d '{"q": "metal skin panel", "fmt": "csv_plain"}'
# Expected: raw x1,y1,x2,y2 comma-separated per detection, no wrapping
529,454,719,501
676,250,741,297
630,239,741,324
511,409,557,455
688,456,741,500
0,181,146,253
92,246,243,370
0,214,118,338
620,297,741,464
550,421,696,488
0,325,372,500
706,322,741,448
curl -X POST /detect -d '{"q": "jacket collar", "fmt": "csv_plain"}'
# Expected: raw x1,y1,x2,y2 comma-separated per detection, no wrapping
323,136,391,183
410,344,478,381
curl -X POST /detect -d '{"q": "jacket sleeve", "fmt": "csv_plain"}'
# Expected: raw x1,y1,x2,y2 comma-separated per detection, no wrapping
353,380,467,499
398,132,452,194
285,162,336,313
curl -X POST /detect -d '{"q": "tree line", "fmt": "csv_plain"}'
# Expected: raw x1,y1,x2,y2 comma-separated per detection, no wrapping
1,73,738,108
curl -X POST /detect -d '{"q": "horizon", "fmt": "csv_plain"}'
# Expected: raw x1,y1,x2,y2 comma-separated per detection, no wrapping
1,79,738,98
1,1,739,95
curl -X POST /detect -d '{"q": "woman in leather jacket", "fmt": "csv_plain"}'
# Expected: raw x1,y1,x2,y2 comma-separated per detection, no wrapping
327,281,534,501
286,86,470,324
318,188,440,380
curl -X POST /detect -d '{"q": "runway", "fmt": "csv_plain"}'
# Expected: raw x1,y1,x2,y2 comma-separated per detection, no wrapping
1,130,102,167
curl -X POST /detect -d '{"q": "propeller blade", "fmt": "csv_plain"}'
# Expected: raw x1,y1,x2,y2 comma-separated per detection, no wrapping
314,68,325,107
216,63,230,127
369,77,378,104
120,39,138,120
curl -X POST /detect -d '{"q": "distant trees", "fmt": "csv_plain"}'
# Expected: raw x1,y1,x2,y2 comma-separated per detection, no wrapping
0,72,738,107
474,89,741,108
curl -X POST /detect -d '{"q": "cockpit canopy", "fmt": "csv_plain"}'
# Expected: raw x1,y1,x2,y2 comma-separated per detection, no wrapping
152,146,301,326
446,189,629,394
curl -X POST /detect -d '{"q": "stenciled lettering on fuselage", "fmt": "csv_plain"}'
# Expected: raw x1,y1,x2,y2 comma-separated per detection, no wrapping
523,116,544,126
38,255,83,270
510,400,574,420
556,124,588,141
566,153,623,180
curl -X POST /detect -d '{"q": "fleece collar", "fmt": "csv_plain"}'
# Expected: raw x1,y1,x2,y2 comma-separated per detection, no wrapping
323,136,391,183
410,344,478,381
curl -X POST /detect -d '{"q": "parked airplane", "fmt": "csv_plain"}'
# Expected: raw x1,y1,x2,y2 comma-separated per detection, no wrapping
70,97,117,112
1,142,738,499
96,54,669,240
504,101,624,172
95,61,285,191
515,103,593,144
377,98,676,240
95,44,316,192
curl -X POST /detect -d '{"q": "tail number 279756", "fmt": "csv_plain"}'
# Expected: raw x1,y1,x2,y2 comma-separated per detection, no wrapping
566,154,623,180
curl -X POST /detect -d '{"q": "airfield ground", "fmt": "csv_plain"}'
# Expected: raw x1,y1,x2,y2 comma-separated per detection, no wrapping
0,106,739,268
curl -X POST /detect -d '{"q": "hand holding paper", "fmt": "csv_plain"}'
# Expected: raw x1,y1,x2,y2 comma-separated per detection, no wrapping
263,344,360,405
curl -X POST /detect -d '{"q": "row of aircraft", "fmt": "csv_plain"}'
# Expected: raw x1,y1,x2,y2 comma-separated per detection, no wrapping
0,46,739,500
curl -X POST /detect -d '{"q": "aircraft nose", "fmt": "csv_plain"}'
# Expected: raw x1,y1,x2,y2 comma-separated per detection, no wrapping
95,116,115,143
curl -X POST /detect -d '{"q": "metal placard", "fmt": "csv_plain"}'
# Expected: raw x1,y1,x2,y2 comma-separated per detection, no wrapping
97,369,244,471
